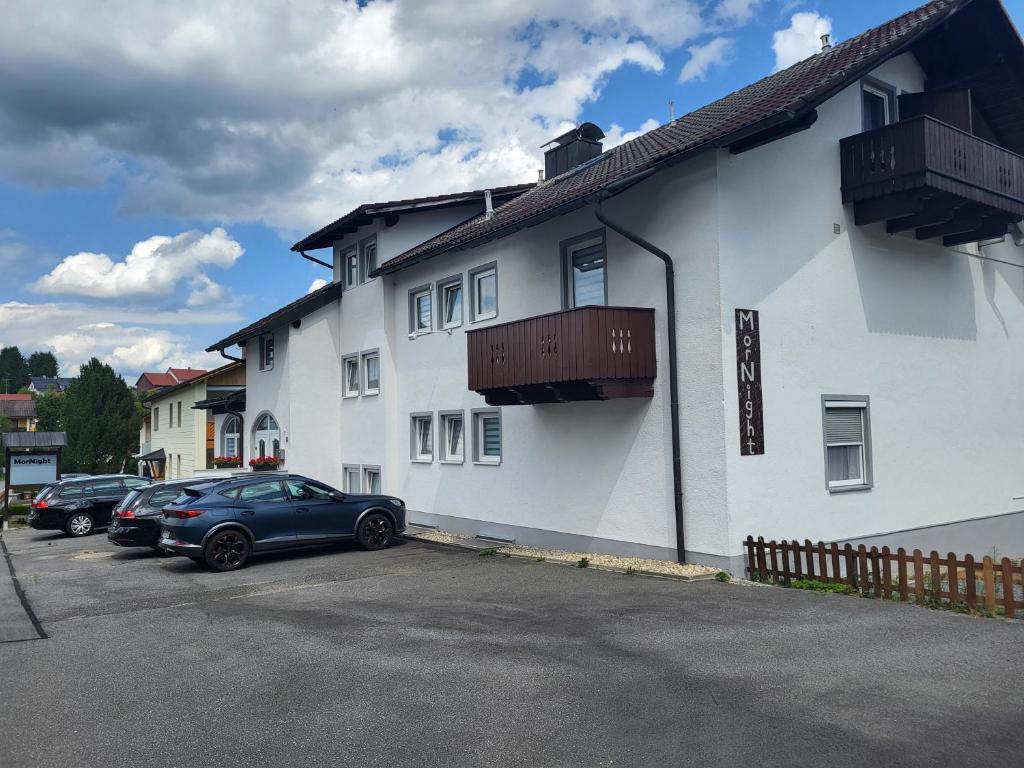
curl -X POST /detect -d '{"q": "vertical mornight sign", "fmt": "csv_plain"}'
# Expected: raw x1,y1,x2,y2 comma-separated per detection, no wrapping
735,308,764,456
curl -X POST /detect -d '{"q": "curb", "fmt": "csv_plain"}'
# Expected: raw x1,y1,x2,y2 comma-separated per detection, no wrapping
401,533,721,583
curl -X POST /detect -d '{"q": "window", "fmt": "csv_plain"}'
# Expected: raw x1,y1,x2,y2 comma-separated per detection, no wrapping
222,414,242,457
286,479,334,500
562,231,607,308
862,81,895,131
469,263,497,322
360,238,377,282
343,465,361,493
59,485,85,498
439,411,464,463
169,404,174,429
344,249,359,288
473,409,501,465
150,488,182,507
362,350,380,395
438,276,463,329
260,333,274,371
363,466,381,494
177,401,182,427
238,481,288,503
153,407,159,431
411,413,433,462
343,355,360,398
410,286,432,334
253,413,281,459
123,477,148,490
822,397,872,492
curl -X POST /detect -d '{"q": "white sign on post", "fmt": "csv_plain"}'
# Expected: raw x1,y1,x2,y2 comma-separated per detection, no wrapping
10,454,58,486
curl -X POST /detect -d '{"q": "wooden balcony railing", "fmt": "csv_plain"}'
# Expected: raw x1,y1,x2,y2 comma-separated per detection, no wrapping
840,116,1024,245
467,306,656,405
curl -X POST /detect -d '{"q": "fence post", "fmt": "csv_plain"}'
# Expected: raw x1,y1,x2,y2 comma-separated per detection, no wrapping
858,545,869,595
881,546,892,600
792,540,803,578
897,548,909,602
930,551,942,602
964,554,976,611
844,544,856,589
804,539,815,579
745,536,755,579
830,543,841,585
1000,558,1015,619
982,556,996,615
947,552,959,606
913,550,925,605
817,543,828,584
756,537,768,581
780,540,791,584
769,541,780,583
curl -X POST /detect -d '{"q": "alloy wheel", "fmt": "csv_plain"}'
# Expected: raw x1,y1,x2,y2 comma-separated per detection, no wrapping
209,532,247,569
68,514,93,536
362,515,393,549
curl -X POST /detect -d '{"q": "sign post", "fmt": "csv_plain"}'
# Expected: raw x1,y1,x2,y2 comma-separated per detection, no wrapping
2,433,65,530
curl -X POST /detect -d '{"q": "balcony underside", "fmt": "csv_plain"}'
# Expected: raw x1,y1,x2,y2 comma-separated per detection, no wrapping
478,378,655,407
850,186,1024,247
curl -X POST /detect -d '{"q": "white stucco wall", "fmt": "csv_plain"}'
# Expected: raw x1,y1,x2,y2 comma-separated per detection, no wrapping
716,52,1024,557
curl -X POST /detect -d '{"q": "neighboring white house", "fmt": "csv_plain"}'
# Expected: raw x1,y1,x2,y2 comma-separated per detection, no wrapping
209,0,1024,570
139,362,246,480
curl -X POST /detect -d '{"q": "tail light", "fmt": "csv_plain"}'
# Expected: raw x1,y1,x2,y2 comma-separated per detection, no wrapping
117,509,136,520
171,509,205,519
33,500,48,509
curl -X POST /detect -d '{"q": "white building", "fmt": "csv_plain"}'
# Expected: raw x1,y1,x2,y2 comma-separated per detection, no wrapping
208,0,1024,570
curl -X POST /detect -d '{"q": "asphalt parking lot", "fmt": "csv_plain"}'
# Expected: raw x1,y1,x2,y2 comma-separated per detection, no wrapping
2,528,1023,767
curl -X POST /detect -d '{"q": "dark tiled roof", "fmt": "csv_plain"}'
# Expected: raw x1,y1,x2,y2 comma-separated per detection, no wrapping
206,280,344,351
29,377,72,392
291,183,537,253
377,0,971,275
1,431,66,447
0,399,37,419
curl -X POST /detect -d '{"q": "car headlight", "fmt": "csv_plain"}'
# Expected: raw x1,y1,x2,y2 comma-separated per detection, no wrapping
387,498,404,508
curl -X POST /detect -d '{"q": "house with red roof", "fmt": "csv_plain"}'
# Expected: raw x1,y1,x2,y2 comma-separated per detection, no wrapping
208,0,1024,570
135,367,206,393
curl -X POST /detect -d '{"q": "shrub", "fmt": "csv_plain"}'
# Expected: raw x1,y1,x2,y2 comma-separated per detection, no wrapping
577,557,590,568
715,571,731,583
478,548,497,557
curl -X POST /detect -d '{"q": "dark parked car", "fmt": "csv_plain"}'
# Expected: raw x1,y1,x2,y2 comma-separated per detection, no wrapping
28,475,150,537
107,479,197,551
159,474,406,571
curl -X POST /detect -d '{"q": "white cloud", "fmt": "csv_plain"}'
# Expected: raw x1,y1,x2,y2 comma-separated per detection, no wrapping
714,0,763,25
307,278,329,294
678,37,734,83
0,0,712,234
772,12,832,72
34,227,242,300
603,118,661,148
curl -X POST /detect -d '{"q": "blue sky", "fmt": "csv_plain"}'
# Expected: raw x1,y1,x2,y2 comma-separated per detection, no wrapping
0,0,1021,379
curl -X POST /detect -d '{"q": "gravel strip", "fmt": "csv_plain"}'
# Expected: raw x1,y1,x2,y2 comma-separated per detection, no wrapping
405,530,719,578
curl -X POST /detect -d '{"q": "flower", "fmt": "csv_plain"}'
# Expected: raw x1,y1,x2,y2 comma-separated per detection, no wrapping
248,455,280,467
213,455,242,467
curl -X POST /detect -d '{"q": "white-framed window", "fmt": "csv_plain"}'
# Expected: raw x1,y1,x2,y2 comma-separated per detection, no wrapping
360,237,377,283
410,285,432,334
439,411,464,463
222,414,241,458
411,413,433,462
344,249,359,289
822,396,872,492
253,412,282,460
472,409,501,465
862,80,895,131
177,401,182,428
153,407,159,431
469,263,497,322
362,350,380,395
562,231,607,308
437,276,463,330
259,333,274,371
363,465,381,494
343,464,361,493
343,355,360,398
169,403,174,428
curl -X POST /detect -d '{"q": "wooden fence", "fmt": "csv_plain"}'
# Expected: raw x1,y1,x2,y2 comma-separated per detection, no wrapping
744,536,1023,618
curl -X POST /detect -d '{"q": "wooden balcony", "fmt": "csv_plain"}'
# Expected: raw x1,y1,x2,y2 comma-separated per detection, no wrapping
840,116,1024,246
467,306,656,406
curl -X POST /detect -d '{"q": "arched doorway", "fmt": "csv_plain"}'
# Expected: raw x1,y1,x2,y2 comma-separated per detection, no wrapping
222,414,243,458
252,413,281,459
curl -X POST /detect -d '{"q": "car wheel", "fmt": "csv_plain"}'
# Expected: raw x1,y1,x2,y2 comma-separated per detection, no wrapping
356,513,394,551
204,530,250,572
66,513,94,537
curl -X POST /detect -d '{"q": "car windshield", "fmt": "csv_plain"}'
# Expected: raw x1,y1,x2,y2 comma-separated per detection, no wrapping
114,490,142,513
34,485,55,501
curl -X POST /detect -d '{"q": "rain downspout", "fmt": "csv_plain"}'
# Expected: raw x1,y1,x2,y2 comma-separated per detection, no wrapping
594,201,686,563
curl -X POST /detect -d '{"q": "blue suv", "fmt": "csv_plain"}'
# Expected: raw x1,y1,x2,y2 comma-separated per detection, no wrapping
158,474,406,571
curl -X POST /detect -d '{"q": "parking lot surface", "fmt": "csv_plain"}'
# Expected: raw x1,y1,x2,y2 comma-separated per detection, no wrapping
1,528,1023,767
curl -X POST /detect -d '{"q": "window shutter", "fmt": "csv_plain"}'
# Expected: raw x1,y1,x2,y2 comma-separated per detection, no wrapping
482,416,501,455
825,408,863,444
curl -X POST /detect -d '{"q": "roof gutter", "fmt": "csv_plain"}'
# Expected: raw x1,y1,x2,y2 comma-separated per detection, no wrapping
219,348,243,363
593,200,686,563
300,251,333,270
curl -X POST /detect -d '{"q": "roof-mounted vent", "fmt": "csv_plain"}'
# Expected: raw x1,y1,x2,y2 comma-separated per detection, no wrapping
820,34,832,52
542,122,605,180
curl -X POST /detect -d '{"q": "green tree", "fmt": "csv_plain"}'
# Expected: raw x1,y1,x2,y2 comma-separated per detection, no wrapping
62,359,141,474
0,414,13,436
33,390,66,432
28,351,59,378
0,346,30,394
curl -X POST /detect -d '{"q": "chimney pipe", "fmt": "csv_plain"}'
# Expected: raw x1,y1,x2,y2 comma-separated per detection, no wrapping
669,100,675,123
484,189,494,220
820,34,831,52
538,169,544,183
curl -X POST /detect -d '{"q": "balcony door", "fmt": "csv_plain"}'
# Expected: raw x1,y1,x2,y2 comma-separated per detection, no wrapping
562,230,607,308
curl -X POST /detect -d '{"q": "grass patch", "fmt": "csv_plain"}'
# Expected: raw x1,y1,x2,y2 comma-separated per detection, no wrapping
625,566,636,576
577,557,590,569
478,548,498,557
535,556,546,562
789,578,857,595
715,571,731,583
